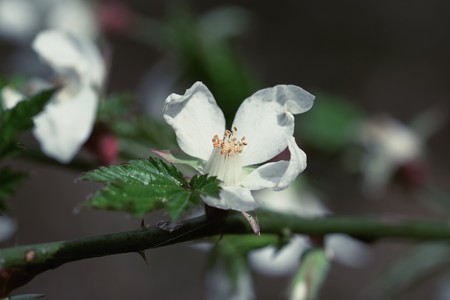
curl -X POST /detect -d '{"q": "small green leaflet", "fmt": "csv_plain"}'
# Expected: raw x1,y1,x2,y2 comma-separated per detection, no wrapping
0,88,57,157
83,157,221,220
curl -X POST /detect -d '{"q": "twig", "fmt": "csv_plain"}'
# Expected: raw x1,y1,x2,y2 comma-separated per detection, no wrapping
1,211,450,296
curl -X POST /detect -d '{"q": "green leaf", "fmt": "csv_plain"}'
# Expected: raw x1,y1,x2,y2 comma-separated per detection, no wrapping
289,247,330,300
189,174,221,196
84,157,220,220
0,168,27,213
0,88,56,157
111,117,176,159
97,93,132,121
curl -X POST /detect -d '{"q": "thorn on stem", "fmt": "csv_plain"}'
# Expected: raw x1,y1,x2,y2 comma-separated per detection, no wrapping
137,251,148,265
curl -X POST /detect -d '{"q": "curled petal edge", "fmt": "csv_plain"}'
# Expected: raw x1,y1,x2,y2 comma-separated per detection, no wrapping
242,136,307,191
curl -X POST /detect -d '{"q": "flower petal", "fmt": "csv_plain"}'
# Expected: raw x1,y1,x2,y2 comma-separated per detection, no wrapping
1,86,25,109
242,136,307,191
275,136,307,191
326,234,370,268
0,215,17,242
203,186,259,212
254,184,329,217
46,0,98,40
232,85,314,166
33,85,98,163
249,235,309,276
32,29,104,87
0,0,39,42
33,30,86,76
163,82,225,161
242,161,289,190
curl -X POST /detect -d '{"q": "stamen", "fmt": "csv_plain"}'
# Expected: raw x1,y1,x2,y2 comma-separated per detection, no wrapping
204,127,248,186
210,127,247,158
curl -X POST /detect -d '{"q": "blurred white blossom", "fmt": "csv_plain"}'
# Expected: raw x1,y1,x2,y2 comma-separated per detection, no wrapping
1,29,105,163
0,216,16,242
0,0,98,43
204,261,254,300
249,184,370,276
356,115,424,195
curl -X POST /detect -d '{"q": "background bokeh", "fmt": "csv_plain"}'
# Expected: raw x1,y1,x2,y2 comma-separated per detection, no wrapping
1,1,450,299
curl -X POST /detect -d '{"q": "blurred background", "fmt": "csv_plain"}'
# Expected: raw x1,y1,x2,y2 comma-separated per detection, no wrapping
1,0,450,299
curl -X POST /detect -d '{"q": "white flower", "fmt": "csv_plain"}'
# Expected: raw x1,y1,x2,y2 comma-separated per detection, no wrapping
249,184,370,276
0,0,40,42
356,115,424,195
0,0,97,43
204,261,255,300
0,215,16,242
1,29,105,163
162,82,314,212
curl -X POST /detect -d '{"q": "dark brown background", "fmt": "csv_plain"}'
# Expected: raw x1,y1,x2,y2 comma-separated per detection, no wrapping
2,0,450,299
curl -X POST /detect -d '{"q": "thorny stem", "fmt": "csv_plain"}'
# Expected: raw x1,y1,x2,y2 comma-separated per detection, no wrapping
2,211,450,296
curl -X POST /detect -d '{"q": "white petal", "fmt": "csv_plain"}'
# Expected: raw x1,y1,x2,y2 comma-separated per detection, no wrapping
275,136,307,191
32,29,104,86
0,0,39,42
33,85,98,163
163,82,225,161
242,136,307,191
326,234,370,268
1,86,25,109
203,186,259,212
33,30,84,75
205,260,255,300
254,185,329,217
78,37,105,88
46,0,98,40
242,161,289,190
0,216,17,242
232,85,314,166
249,235,309,276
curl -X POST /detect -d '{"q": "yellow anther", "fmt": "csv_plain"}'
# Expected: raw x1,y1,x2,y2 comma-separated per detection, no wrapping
211,128,248,157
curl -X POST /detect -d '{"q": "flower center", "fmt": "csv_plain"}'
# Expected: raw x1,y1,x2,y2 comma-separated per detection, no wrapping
204,127,247,186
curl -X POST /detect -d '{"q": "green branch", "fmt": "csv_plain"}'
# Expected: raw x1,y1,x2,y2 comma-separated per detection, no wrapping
1,211,450,296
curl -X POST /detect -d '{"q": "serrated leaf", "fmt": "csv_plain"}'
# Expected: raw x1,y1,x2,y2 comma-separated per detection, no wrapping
0,88,56,157
84,157,220,220
189,174,220,197
0,168,27,212
289,248,330,300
